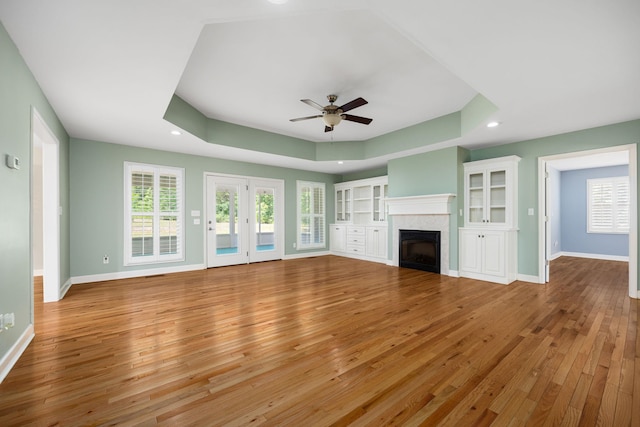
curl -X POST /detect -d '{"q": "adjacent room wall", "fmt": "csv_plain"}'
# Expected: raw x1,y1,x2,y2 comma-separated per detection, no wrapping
560,165,629,258
0,21,70,377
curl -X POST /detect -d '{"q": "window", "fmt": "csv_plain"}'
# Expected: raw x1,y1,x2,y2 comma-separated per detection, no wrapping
297,181,326,249
587,176,629,234
124,162,185,265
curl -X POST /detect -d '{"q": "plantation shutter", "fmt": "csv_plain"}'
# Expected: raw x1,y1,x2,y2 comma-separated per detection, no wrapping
297,181,326,249
587,176,629,234
125,162,185,265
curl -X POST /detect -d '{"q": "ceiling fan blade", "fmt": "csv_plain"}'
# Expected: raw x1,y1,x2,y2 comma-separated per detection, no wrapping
324,126,334,133
290,115,323,122
343,114,373,125
301,99,325,111
339,97,367,113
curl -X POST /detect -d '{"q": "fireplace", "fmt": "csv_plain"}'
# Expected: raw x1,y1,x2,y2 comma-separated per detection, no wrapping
399,229,441,273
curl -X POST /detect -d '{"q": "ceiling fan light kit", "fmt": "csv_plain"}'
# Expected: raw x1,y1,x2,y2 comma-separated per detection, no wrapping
290,94,372,133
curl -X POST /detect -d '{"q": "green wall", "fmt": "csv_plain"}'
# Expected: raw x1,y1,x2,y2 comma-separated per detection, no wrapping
0,22,70,362
69,139,338,277
387,146,470,271
470,120,640,283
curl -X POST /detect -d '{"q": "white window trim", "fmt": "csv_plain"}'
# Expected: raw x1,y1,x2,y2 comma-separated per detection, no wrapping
587,175,629,234
296,180,326,250
124,162,185,265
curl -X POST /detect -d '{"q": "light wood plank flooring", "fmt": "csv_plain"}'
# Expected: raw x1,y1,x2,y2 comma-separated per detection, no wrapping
0,256,638,426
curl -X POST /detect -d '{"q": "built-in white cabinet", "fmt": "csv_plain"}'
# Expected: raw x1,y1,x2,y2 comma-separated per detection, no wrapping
366,226,388,259
335,186,351,222
464,156,520,228
346,226,367,255
460,156,520,284
331,176,388,263
329,224,347,253
459,229,517,284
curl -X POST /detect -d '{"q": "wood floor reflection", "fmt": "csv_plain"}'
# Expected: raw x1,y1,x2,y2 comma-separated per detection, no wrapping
0,256,637,426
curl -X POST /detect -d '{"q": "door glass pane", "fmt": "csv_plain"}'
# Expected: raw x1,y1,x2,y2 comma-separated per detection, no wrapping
216,184,239,255
255,187,275,252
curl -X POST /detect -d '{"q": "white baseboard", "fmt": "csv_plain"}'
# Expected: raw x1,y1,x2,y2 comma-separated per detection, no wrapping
0,324,35,384
549,252,563,261
559,251,629,262
59,278,72,299
284,251,331,260
517,274,541,284
71,264,206,285
447,270,459,278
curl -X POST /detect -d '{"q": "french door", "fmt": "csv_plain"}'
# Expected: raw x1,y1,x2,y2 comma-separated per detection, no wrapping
206,175,284,267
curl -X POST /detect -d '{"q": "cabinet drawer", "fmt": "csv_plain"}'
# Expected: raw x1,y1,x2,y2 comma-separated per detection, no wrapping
346,226,365,235
347,235,365,244
346,244,365,254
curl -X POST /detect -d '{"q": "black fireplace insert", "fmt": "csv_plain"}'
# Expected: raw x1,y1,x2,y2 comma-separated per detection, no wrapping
399,229,441,273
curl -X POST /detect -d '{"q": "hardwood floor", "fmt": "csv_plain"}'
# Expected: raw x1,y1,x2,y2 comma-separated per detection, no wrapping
0,256,637,426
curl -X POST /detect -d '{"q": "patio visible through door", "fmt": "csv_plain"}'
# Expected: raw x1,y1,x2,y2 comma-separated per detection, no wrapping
206,175,284,267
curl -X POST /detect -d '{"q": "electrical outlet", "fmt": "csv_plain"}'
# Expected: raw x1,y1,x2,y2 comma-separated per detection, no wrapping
293,242,296,248
103,255,109,264
3,313,15,329
0,315,4,331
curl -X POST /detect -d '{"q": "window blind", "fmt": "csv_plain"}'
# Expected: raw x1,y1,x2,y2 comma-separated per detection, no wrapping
587,176,629,234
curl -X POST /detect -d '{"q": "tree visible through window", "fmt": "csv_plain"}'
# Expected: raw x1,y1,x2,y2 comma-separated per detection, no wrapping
297,181,325,249
125,162,184,265
587,176,629,234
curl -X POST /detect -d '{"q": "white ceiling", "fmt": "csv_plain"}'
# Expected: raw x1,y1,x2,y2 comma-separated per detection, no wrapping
1,0,639,174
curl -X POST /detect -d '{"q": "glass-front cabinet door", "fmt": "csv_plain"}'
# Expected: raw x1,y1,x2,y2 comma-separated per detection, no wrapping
372,183,388,222
463,156,520,228
489,170,507,224
467,172,485,225
335,186,351,222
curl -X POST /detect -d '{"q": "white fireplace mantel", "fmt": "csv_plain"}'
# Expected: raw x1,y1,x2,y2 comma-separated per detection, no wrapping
386,193,456,216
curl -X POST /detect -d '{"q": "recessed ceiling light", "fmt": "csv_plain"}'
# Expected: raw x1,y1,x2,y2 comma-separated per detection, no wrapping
487,121,501,128
338,161,344,165
170,130,181,136
268,0,288,4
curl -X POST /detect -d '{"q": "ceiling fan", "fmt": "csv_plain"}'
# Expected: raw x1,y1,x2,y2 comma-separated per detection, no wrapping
290,94,373,132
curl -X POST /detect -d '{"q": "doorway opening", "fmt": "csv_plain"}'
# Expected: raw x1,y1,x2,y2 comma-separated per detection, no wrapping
538,144,637,299
31,108,61,302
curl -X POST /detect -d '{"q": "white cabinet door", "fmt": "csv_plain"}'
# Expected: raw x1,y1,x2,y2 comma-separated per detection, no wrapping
482,230,506,278
330,225,347,253
459,229,482,274
366,226,387,258
463,156,520,229
459,228,515,284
